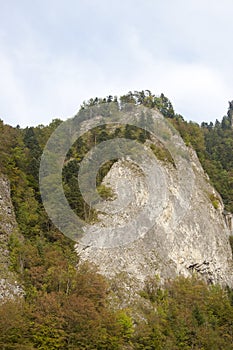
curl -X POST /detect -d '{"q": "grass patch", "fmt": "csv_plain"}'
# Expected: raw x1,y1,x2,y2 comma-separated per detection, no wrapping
97,184,114,200
150,143,175,166
209,193,220,209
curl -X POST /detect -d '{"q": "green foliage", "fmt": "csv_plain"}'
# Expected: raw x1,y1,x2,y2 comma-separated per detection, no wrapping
0,262,133,349
150,143,175,166
119,90,175,118
208,193,220,209
0,91,233,348
97,184,115,200
2,275,233,349
134,276,233,350
116,310,134,342
200,125,233,212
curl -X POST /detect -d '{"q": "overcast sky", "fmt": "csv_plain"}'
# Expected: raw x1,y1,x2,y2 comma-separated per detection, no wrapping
1,0,233,127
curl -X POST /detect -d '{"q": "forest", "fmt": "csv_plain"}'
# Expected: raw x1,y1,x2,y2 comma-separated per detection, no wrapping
0,90,233,349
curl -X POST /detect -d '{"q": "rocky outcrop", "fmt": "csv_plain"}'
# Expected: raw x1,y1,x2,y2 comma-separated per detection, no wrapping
0,175,22,299
224,211,233,235
77,146,233,291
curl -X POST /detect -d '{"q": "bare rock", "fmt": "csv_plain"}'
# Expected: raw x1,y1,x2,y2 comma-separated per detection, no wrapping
0,175,23,300
77,147,233,292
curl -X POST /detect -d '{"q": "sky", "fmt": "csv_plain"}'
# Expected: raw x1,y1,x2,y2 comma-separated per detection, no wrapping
1,0,233,127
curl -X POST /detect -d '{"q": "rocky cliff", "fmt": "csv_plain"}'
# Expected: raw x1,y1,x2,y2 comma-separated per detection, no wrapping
0,175,22,299
77,135,233,293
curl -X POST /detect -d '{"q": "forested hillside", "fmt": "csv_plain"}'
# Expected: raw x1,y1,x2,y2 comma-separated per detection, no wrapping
0,91,233,349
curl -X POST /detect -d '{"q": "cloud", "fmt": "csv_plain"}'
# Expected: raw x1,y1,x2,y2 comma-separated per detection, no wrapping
0,53,29,126
0,0,233,126
163,63,232,123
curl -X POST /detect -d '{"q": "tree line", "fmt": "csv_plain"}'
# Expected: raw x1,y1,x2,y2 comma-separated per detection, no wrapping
0,91,232,348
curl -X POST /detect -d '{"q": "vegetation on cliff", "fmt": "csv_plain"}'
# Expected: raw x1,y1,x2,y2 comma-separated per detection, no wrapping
0,91,233,349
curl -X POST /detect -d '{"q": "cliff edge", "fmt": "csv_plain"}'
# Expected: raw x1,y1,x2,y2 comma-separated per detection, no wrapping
0,175,22,299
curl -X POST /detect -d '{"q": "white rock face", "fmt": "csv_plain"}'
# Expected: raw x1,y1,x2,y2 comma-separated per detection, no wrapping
0,175,23,299
77,148,233,289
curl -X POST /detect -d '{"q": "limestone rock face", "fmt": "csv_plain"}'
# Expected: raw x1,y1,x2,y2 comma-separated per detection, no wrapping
224,212,233,235
77,148,233,289
0,175,22,299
